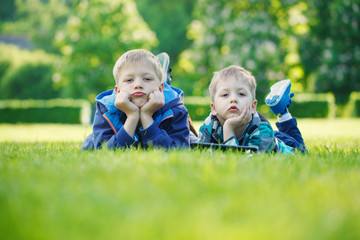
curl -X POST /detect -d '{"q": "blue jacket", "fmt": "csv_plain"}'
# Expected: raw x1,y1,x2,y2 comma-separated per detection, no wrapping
82,83,190,150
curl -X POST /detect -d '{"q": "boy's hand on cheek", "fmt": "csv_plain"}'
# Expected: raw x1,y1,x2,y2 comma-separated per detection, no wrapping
223,105,252,141
115,91,139,117
140,90,165,129
225,105,252,129
141,90,165,116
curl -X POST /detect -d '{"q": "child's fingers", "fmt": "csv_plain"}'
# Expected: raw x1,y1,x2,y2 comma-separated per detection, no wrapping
237,104,251,123
149,90,164,103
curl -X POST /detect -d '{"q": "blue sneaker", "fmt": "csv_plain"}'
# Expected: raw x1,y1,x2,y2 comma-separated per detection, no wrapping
265,79,294,116
156,52,172,85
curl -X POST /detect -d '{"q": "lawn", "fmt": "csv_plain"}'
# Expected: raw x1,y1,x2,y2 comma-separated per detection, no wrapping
0,119,359,240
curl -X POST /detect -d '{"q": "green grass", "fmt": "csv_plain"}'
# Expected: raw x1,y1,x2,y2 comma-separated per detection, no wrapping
1,119,360,239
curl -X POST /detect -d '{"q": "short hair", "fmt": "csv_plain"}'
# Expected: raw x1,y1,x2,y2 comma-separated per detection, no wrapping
113,49,163,84
209,65,257,101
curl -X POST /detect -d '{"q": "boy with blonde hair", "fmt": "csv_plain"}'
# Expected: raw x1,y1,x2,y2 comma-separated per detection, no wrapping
82,49,190,149
196,65,306,153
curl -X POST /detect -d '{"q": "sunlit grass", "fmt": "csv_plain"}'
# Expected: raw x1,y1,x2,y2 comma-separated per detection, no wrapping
1,118,360,143
0,119,359,239
0,124,91,142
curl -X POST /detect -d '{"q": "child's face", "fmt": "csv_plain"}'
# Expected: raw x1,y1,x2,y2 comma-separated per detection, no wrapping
211,76,257,125
115,61,163,108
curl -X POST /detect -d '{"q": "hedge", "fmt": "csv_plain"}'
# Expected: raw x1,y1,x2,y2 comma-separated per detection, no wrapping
345,92,360,117
0,43,59,99
0,99,91,124
290,93,335,118
0,92,339,124
259,93,336,119
184,96,211,121
0,63,59,99
185,93,336,121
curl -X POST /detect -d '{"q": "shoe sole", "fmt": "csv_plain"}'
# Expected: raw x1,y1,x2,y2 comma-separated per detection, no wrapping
265,79,291,106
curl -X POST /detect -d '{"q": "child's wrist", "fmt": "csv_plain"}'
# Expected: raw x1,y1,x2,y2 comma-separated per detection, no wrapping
140,114,154,129
222,124,235,141
223,121,235,132
126,112,140,120
140,107,156,117
123,114,139,137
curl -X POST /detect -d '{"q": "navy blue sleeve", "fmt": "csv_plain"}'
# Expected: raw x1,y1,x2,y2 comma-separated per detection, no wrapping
106,126,137,149
140,105,190,149
82,103,137,150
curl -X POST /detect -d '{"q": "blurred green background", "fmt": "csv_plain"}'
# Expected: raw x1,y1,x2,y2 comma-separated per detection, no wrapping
1,2,360,239
0,0,359,115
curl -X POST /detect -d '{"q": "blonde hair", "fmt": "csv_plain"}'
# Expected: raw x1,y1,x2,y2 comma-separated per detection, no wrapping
209,65,257,101
113,49,163,84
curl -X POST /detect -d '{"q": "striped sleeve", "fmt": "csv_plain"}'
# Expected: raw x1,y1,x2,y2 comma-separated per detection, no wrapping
247,122,276,152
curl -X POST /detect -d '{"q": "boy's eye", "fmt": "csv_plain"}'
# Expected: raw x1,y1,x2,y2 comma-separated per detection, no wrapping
125,78,133,82
222,93,229,97
144,77,153,81
238,92,246,96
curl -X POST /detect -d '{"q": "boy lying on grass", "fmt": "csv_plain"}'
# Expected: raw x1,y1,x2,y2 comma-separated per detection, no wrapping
82,49,190,150
195,65,306,153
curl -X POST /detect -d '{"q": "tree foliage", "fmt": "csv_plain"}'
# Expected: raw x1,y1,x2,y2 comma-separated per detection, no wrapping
14,0,157,100
135,0,195,61
1,63,58,99
298,0,360,103
0,0,16,21
54,0,158,99
15,0,71,53
1,0,359,104
176,0,298,101
0,43,59,99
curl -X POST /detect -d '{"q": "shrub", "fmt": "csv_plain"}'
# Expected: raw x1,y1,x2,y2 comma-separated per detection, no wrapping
289,93,335,118
345,92,360,117
186,93,336,121
184,96,211,121
0,60,11,80
0,99,91,124
260,93,336,118
1,63,60,99
0,43,59,99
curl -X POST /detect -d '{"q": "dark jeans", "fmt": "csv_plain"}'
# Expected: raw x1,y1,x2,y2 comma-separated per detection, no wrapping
274,118,306,153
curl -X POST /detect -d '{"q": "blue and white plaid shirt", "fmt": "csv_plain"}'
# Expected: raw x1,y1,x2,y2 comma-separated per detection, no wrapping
196,111,293,153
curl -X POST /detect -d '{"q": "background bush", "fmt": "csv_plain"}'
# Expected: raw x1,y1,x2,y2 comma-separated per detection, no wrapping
1,1,360,104
0,107,81,123
184,96,211,121
345,92,360,117
0,60,11,80
0,44,60,99
0,99,91,124
1,63,59,99
186,93,336,121
291,93,336,118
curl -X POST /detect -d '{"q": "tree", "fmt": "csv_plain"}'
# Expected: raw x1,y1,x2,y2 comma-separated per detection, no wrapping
177,0,298,101
54,0,158,99
135,0,195,61
15,0,72,53
298,0,360,103
0,0,16,21
15,0,158,99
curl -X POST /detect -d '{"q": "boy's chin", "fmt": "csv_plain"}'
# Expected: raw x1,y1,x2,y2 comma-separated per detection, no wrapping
131,98,147,108
227,113,241,119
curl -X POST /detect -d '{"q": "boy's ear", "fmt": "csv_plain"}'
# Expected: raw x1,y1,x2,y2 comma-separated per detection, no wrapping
114,85,119,93
210,102,218,116
251,100,257,114
159,82,164,92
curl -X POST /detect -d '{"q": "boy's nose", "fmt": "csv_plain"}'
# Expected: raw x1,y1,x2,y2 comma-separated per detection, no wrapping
134,77,143,88
230,94,238,103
